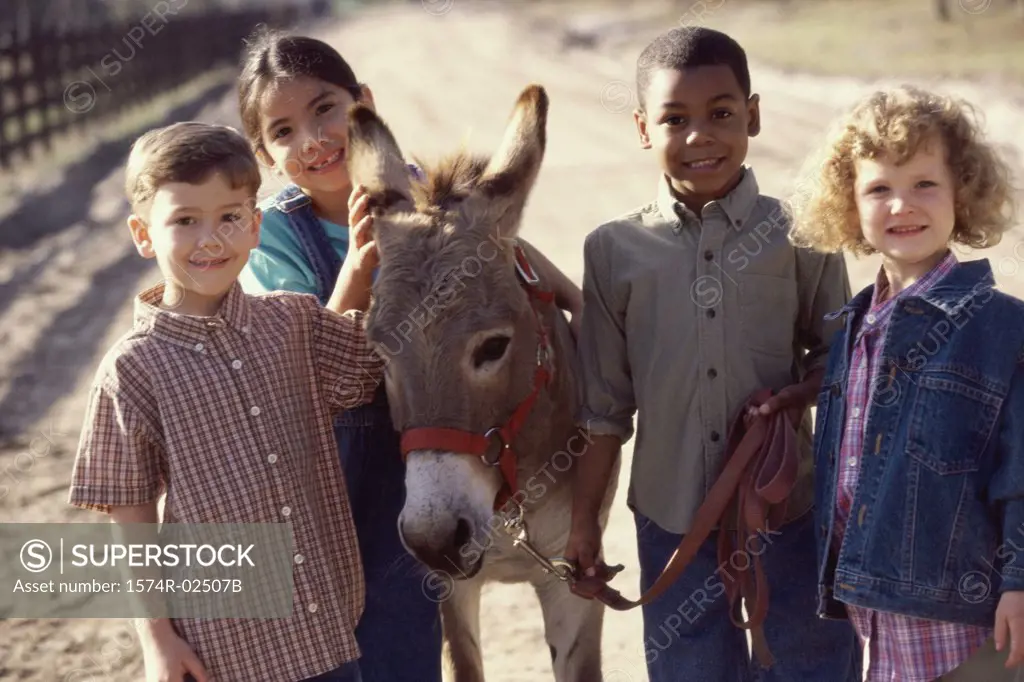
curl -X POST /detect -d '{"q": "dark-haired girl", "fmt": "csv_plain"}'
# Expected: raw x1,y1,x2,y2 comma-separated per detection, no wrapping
235,28,581,682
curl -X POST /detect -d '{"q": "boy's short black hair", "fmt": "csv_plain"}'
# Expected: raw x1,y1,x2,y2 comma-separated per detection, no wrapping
635,26,751,110
125,122,262,217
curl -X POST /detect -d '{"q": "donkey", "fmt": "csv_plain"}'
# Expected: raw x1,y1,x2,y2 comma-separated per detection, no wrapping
345,85,622,682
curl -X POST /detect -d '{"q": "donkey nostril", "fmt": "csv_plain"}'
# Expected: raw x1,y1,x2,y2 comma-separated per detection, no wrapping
453,517,473,549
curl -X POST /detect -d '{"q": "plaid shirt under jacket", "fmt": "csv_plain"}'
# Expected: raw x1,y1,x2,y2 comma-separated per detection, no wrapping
69,281,384,682
832,250,992,681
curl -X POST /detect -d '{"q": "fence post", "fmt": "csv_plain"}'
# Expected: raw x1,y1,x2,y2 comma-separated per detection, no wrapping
1,2,309,169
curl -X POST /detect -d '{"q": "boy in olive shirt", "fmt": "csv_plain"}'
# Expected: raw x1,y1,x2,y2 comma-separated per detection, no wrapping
564,27,860,682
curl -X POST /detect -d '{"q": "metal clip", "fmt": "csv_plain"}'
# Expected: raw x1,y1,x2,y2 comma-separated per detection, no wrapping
536,342,551,367
501,507,575,582
548,557,578,582
501,500,523,528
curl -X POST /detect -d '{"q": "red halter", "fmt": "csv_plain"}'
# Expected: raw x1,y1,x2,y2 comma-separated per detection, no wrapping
398,241,555,511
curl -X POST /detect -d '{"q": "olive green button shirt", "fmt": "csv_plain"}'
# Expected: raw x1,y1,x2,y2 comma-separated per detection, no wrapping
577,167,852,535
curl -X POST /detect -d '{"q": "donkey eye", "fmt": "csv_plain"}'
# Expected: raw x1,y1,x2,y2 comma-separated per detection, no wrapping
473,335,511,368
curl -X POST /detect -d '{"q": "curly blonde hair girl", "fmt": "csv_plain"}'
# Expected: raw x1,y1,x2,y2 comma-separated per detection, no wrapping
787,85,1016,256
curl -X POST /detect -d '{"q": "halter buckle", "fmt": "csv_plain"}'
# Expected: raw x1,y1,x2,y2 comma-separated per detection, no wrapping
513,240,540,286
482,427,506,466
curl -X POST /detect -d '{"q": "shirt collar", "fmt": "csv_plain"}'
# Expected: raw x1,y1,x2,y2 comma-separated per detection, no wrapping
133,280,253,349
847,251,959,339
656,165,761,234
827,252,996,322
869,249,959,312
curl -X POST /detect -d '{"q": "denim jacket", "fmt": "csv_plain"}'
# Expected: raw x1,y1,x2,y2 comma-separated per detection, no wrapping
814,257,1024,627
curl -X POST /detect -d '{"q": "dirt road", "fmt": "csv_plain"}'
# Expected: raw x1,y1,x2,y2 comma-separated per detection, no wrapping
1,2,1022,680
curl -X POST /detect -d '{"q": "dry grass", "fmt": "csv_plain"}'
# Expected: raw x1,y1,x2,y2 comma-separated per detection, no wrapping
533,0,1024,84
689,0,1024,83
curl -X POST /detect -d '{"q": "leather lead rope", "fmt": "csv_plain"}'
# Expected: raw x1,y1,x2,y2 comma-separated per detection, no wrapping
567,389,798,669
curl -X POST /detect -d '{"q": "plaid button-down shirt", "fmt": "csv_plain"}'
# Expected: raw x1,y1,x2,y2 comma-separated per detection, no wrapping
832,250,991,681
69,281,384,682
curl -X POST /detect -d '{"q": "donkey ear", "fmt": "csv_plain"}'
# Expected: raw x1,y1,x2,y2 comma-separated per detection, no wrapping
473,85,548,239
347,104,414,215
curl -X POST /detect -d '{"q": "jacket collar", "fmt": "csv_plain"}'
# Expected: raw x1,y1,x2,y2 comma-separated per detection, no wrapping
826,257,996,322
656,165,761,234
915,258,996,315
133,280,253,349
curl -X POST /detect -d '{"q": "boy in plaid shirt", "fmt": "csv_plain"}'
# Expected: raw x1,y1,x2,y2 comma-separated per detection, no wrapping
69,122,382,682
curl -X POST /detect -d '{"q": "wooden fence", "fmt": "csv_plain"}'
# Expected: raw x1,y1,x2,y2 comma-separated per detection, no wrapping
0,1,327,169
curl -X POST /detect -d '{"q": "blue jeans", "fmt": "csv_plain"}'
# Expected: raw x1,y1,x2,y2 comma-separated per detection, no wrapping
634,508,862,682
335,388,443,682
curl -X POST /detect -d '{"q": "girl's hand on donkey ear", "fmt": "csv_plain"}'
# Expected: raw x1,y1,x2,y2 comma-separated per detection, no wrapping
347,184,379,272
327,185,380,314
348,184,372,235
348,211,379,272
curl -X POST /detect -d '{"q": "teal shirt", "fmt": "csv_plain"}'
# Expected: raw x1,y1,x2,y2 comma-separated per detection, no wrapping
239,194,350,296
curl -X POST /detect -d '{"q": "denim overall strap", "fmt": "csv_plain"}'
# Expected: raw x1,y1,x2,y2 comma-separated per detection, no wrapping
272,184,342,305
273,183,443,682
275,167,422,299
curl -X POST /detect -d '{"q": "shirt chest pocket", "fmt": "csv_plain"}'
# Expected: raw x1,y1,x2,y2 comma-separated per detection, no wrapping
737,273,799,358
906,374,1003,474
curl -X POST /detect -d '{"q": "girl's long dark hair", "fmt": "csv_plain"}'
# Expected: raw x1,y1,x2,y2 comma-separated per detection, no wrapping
238,26,363,154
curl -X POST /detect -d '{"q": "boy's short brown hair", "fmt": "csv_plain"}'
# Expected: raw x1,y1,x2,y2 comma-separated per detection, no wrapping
125,122,263,217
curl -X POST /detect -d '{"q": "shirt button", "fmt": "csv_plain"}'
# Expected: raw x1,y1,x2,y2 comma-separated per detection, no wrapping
267,453,278,464
232,359,243,370
241,325,251,334
706,309,716,319
847,457,857,466
704,250,713,261
194,343,204,352
282,506,291,517
866,313,876,324
852,407,861,418
710,431,720,442
707,368,717,379
308,603,318,613
250,406,260,417
294,553,304,564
